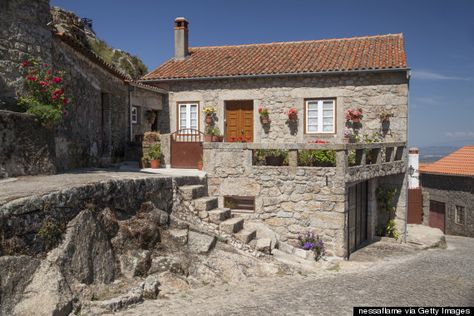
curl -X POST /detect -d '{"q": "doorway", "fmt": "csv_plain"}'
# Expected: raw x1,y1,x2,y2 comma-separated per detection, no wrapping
225,100,253,142
429,200,445,233
348,181,368,255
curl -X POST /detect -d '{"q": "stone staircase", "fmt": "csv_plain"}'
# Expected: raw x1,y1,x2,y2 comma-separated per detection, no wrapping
177,184,271,253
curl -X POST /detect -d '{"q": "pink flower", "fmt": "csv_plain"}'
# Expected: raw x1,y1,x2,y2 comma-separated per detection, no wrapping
52,77,62,84
62,97,69,105
52,95,58,101
26,76,37,81
258,106,263,113
21,60,29,68
39,81,49,87
47,69,52,75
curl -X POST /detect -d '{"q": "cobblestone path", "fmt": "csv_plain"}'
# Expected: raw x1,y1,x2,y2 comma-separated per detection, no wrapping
112,236,474,315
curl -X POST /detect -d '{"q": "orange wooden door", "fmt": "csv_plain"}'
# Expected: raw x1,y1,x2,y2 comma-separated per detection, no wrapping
225,101,253,142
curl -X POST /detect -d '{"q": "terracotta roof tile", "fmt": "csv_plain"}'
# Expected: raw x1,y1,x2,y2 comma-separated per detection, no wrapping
419,146,474,177
142,34,408,81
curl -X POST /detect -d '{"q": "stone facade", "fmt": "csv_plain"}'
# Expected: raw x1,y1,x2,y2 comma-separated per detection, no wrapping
161,71,408,143
421,174,474,237
0,0,167,174
203,142,408,257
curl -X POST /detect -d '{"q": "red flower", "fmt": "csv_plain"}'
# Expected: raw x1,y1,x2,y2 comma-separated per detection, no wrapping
52,95,58,101
52,77,62,84
26,76,37,81
21,60,29,68
258,106,262,113
62,97,69,105
53,88,64,95
39,81,49,87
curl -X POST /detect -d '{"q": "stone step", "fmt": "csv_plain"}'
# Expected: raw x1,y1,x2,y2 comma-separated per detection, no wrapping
179,185,207,200
219,217,244,234
208,208,231,224
193,196,218,212
235,229,257,244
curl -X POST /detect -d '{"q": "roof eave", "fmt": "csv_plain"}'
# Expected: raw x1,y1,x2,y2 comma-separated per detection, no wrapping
419,170,474,178
139,67,410,83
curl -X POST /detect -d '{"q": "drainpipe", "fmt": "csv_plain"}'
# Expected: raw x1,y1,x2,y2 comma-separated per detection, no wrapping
128,85,134,142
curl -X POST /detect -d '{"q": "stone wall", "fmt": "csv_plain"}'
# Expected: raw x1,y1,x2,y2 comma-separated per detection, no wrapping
0,0,53,111
204,143,346,257
51,38,130,170
163,71,408,143
0,110,56,178
421,174,474,237
0,174,207,256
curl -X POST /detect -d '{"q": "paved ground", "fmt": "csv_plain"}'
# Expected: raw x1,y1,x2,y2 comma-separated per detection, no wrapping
0,168,205,205
113,236,474,316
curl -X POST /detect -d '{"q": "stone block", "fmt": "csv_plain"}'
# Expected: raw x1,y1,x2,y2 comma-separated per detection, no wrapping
143,275,160,299
219,217,244,234
208,208,231,224
193,197,218,212
179,185,206,200
235,229,257,244
119,250,151,278
187,231,217,254
168,229,188,245
256,238,272,254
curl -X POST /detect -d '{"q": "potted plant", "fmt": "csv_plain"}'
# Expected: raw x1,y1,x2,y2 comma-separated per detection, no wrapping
297,231,326,261
287,107,298,121
211,126,221,142
145,110,156,124
379,110,394,131
203,106,216,125
344,128,359,143
258,106,270,124
345,108,363,123
143,143,161,168
264,149,287,166
205,126,214,142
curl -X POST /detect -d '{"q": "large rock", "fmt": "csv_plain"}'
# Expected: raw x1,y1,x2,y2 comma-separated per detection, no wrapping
0,256,40,316
13,260,74,316
51,209,116,284
119,250,151,278
143,275,160,299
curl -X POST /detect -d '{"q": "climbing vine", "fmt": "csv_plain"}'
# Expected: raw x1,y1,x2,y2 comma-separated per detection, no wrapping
376,187,399,240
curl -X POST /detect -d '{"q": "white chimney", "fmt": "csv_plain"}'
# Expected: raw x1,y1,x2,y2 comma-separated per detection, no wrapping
174,17,189,60
408,147,420,189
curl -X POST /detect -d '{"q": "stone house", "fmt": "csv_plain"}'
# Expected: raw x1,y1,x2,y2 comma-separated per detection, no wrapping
419,146,474,237
0,0,167,177
140,18,410,257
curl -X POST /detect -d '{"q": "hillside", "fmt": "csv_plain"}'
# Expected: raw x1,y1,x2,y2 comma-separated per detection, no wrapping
50,7,148,79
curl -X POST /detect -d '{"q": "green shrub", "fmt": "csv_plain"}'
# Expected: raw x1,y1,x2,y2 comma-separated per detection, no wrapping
143,143,161,161
298,150,336,167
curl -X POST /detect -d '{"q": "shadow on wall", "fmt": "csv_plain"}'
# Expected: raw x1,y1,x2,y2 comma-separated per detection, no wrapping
0,110,56,178
0,76,20,112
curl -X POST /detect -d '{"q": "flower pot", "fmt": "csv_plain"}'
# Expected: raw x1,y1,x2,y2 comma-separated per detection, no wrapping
352,117,360,123
260,116,270,125
150,159,160,169
204,134,212,142
205,115,213,125
197,161,203,170
288,113,298,121
265,156,284,166
218,136,224,142
211,135,219,142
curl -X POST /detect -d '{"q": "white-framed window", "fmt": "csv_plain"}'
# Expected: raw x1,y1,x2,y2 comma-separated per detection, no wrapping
178,102,199,130
455,205,465,225
305,99,336,134
131,106,138,124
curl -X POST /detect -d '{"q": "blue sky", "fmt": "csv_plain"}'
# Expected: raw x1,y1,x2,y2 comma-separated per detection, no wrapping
51,0,474,147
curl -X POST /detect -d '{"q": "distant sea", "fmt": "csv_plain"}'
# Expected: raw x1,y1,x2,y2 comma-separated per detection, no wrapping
418,146,461,163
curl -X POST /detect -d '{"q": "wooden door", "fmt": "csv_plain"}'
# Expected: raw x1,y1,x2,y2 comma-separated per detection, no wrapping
348,181,368,255
408,188,423,224
225,101,253,142
429,200,445,233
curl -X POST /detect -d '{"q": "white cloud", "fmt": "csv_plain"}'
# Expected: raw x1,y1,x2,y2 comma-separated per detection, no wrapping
411,70,471,81
445,131,474,138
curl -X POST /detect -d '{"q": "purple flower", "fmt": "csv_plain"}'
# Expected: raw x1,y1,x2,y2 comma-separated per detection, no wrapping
303,242,314,250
